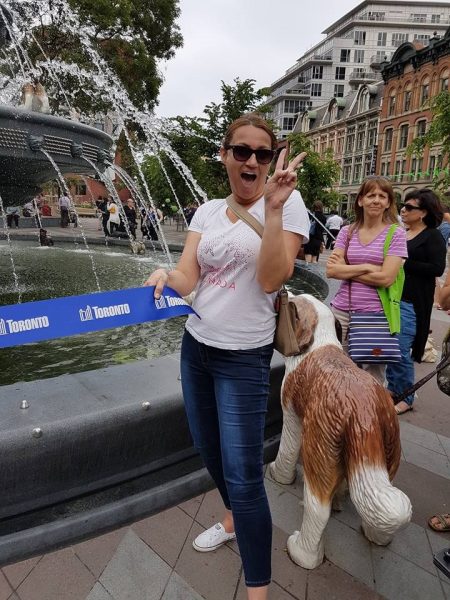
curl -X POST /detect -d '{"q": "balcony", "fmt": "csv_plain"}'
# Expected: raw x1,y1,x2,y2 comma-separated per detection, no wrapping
370,53,391,70
348,70,378,85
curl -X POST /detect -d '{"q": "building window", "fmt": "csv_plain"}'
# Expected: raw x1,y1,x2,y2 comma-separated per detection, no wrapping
410,13,426,22
431,14,441,23
284,99,300,113
282,117,295,131
354,31,366,45
335,67,346,80
367,11,385,21
414,34,430,44
421,82,429,104
345,128,355,153
384,128,393,152
311,83,322,97
388,93,396,116
377,32,387,46
441,72,449,91
354,49,365,63
392,33,408,47
334,84,345,97
416,120,426,137
340,49,350,62
356,130,365,151
398,124,409,149
404,89,412,112
312,66,323,79
367,125,377,148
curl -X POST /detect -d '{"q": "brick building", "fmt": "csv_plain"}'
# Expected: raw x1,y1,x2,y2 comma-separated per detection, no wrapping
377,26,450,198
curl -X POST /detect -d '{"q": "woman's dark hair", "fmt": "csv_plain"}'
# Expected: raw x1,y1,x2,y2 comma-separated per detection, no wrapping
352,176,397,229
313,200,324,212
223,112,278,150
404,188,443,228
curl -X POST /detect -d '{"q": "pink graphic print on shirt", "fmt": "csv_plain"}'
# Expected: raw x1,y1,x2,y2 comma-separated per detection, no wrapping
199,232,256,292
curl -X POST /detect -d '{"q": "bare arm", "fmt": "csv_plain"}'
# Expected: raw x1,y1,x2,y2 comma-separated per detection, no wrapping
353,255,404,287
144,231,201,298
256,149,306,292
439,269,450,311
326,248,378,279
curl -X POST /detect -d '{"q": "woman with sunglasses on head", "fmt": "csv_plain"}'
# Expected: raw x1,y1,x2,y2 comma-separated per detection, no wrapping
145,113,309,600
326,176,407,385
385,189,446,415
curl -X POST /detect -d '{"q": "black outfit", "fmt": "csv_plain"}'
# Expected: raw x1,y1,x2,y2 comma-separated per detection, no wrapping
96,199,109,236
402,228,446,362
7,213,19,228
303,211,326,258
123,205,137,239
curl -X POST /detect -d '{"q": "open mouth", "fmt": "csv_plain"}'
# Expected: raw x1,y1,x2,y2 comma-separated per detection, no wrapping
241,173,257,182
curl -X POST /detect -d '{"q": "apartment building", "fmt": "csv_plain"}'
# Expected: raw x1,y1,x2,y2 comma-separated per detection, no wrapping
377,27,450,197
266,1,450,139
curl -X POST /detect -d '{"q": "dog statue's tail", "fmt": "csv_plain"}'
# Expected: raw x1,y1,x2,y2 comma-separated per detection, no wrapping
345,412,412,545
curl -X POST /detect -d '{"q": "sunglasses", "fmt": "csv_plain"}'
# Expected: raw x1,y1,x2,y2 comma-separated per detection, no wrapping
400,203,422,212
225,145,275,165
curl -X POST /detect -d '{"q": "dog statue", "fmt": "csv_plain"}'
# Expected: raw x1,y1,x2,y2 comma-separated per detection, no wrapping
21,81,50,114
130,240,146,255
39,228,54,247
270,294,412,570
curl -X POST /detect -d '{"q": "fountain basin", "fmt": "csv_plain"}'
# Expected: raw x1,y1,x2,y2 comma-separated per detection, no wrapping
0,105,113,206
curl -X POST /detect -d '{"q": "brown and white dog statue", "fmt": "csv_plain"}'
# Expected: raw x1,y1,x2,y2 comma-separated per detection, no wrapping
270,294,412,569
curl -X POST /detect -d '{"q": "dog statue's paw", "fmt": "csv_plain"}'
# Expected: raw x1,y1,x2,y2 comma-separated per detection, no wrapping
287,531,324,570
269,461,296,485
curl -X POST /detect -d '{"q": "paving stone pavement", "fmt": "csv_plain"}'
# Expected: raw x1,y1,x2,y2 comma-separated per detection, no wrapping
1,224,449,599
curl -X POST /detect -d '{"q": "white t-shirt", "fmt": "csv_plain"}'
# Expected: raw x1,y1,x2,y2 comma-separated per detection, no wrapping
325,214,343,230
185,191,310,349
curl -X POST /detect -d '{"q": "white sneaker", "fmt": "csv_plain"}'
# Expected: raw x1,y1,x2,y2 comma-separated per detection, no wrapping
192,523,236,552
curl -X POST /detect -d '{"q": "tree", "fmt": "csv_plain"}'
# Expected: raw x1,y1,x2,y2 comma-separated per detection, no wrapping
407,91,450,191
7,0,183,114
287,133,341,208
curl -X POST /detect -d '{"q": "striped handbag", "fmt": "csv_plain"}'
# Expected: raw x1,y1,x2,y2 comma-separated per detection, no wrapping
348,311,401,364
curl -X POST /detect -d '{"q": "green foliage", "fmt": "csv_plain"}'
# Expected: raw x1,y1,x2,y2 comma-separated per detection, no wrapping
287,133,341,208
407,91,450,191
9,0,183,114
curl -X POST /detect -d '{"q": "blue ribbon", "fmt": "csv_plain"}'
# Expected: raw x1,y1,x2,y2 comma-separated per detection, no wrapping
0,286,196,348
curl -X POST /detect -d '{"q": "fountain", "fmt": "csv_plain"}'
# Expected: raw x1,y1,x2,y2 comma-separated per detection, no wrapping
0,7,113,207
0,1,329,567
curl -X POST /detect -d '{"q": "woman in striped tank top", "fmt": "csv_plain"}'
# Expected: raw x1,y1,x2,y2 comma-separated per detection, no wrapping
326,176,407,385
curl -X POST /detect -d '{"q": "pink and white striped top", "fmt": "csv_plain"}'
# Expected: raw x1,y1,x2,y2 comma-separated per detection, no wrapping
332,225,408,312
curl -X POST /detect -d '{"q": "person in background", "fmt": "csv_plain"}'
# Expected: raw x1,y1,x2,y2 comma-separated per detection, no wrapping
303,200,326,263
123,199,137,239
325,209,343,249
386,189,446,414
106,197,120,235
144,113,309,600
58,192,70,227
326,176,407,386
6,206,20,228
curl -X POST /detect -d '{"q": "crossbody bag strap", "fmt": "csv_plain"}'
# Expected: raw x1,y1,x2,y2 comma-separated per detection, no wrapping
225,195,287,297
226,195,264,238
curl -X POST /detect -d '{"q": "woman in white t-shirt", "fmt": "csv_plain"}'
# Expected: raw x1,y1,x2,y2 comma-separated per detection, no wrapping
145,113,309,600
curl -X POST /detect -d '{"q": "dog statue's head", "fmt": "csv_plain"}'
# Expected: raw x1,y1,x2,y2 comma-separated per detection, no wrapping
286,294,342,370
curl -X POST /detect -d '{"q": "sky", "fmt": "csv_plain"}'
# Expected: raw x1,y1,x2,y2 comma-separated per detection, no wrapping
155,0,440,119
156,0,359,118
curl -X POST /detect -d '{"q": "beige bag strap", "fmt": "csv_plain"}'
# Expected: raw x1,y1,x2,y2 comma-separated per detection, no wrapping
226,195,264,238
226,195,288,295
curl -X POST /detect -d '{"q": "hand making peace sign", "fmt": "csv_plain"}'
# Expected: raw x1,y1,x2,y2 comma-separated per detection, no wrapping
264,149,307,211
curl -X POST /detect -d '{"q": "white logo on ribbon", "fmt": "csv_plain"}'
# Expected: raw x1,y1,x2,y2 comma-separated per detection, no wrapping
0,319,7,335
79,306,93,322
155,296,167,309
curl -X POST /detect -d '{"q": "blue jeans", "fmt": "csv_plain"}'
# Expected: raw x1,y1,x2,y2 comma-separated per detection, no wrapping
180,330,273,587
386,301,417,405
